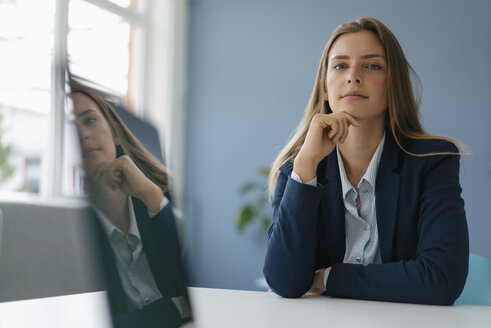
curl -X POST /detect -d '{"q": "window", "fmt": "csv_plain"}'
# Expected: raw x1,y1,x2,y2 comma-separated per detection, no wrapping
0,0,186,205
0,0,55,194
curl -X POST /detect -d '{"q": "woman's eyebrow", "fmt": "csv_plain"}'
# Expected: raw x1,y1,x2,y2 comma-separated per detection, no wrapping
76,109,97,118
361,54,386,60
329,54,386,60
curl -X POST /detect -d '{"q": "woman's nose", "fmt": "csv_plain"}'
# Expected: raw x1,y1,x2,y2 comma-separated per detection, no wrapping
76,124,89,141
347,67,362,84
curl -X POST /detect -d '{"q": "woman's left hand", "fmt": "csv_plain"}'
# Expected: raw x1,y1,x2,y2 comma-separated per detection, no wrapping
96,155,164,212
304,268,327,296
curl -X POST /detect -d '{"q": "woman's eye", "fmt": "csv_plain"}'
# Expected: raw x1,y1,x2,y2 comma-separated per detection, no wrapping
84,117,96,125
367,64,382,70
334,64,347,70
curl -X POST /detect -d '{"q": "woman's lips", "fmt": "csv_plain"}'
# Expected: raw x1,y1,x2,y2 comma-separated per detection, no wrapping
341,95,368,100
82,148,101,157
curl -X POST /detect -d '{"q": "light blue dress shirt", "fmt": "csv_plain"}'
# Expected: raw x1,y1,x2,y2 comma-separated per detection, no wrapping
95,197,166,310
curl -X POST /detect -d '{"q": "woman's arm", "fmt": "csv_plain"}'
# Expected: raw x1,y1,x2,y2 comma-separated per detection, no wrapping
263,166,325,298
264,112,359,298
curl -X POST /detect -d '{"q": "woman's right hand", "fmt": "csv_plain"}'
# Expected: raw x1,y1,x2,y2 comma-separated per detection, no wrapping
90,155,165,213
293,112,359,182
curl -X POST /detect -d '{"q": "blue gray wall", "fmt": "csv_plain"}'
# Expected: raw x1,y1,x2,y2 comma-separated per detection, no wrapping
184,0,491,290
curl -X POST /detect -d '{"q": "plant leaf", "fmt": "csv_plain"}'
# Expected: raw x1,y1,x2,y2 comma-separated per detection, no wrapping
237,205,254,233
257,167,270,178
239,182,258,194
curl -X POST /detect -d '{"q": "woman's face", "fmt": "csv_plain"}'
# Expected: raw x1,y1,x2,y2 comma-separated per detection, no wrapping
325,30,388,123
71,92,118,174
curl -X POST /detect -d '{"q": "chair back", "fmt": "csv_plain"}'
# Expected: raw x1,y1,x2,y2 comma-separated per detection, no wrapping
455,253,491,305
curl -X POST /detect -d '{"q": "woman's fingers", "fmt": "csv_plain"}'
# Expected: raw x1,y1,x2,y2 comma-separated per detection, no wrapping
299,111,360,167
316,114,350,144
341,112,360,127
324,112,359,144
326,120,338,139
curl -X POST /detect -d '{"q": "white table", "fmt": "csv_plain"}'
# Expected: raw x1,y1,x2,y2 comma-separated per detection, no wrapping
2,288,489,327
189,287,491,328
0,292,112,328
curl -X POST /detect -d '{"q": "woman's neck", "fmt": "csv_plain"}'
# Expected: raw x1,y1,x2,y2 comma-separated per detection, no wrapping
88,182,130,234
338,118,385,189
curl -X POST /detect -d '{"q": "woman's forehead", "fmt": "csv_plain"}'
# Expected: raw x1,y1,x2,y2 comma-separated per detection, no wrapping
329,31,385,59
71,93,101,114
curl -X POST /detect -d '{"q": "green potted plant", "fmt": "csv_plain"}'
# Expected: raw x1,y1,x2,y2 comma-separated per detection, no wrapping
236,167,272,233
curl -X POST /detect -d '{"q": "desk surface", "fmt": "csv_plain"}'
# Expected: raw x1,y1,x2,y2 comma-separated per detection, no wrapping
0,291,112,328
1,288,489,328
190,287,491,328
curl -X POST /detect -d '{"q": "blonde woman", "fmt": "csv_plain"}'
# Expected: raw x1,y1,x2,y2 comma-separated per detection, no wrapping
70,81,191,327
263,17,468,305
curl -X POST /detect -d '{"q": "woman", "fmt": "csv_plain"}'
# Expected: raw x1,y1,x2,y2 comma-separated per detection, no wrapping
263,17,468,305
70,80,191,327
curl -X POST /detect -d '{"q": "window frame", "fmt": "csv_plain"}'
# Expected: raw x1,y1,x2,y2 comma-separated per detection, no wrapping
40,0,187,208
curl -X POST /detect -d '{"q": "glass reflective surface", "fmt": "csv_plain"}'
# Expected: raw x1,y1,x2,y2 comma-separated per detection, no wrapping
0,1,193,327
68,77,193,327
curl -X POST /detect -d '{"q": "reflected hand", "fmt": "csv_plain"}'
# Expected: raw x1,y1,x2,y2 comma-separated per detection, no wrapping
93,155,165,212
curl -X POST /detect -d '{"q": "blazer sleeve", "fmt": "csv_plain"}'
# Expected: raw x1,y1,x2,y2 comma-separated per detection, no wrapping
263,164,325,298
327,149,469,305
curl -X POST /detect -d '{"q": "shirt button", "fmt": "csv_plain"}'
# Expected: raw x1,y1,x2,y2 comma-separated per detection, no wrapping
363,225,368,231
355,257,361,263
144,298,151,304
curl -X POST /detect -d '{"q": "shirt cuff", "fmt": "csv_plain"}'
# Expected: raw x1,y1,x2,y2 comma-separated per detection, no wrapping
324,267,332,289
148,197,169,218
291,170,317,186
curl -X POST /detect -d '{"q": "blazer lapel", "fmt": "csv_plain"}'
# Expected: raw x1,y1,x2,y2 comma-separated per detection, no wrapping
321,151,346,263
131,198,166,286
375,131,401,262
132,197,187,297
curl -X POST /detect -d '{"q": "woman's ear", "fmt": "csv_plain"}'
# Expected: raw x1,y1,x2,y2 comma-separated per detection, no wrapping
324,92,329,101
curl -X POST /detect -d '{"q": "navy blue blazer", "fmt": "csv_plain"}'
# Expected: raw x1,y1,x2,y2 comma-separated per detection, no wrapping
263,130,469,305
96,198,191,327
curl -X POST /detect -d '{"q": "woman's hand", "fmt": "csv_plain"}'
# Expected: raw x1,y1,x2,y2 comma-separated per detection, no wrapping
304,268,327,296
294,112,359,182
92,155,165,212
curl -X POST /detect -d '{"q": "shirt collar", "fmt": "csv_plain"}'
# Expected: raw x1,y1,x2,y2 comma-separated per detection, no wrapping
93,197,141,240
336,132,386,197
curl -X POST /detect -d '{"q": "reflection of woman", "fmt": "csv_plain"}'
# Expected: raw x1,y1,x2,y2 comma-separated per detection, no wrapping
70,81,190,327
264,17,468,305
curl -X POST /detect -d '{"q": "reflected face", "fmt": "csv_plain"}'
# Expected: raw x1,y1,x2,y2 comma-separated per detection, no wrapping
325,30,388,122
71,92,118,174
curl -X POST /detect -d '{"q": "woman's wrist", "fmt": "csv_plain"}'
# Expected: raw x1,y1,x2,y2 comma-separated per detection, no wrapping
293,155,318,183
141,182,165,213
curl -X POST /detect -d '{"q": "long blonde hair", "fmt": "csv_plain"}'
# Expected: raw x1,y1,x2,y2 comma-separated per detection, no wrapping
69,80,171,194
268,17,462,197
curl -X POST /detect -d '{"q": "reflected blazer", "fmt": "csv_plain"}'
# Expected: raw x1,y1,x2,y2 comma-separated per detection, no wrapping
263,129,469,305
96,198,190,328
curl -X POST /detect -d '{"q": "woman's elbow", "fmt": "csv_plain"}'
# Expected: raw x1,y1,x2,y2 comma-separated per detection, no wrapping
263,266,311,298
